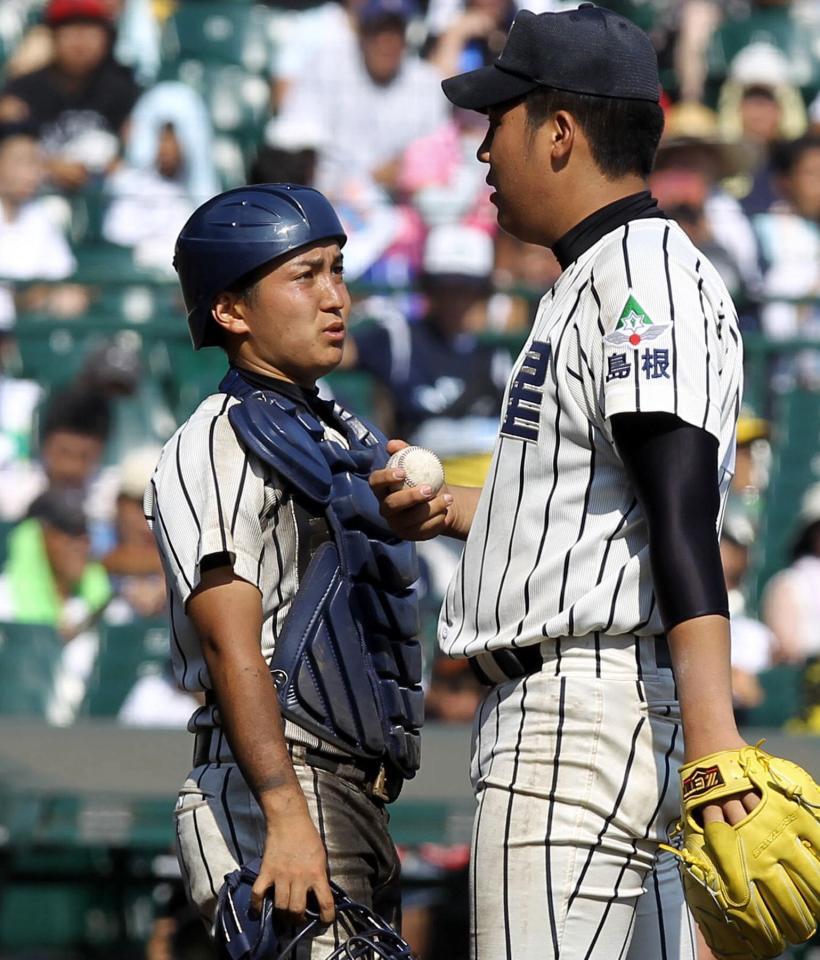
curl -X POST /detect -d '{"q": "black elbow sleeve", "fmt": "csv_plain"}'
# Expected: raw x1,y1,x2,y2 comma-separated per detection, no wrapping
612,413,729,632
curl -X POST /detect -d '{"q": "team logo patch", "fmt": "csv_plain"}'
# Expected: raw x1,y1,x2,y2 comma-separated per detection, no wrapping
682,764,725,801
604,294,670,347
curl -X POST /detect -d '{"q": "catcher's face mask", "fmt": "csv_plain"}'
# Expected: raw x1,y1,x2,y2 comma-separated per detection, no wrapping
215,859,415,960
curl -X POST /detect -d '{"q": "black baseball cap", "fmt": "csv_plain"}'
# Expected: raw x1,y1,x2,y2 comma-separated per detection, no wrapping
442,4,660,112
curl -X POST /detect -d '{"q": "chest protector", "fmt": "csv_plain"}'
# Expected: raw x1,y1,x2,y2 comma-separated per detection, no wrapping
220,370,423,778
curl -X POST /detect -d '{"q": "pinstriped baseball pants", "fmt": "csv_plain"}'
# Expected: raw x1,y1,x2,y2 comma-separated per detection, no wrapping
469,635,697,960
174,747,401,958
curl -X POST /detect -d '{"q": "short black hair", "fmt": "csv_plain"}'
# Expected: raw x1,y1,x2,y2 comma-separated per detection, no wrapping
41,387,111,443
782,134,820,176
524,88,665,179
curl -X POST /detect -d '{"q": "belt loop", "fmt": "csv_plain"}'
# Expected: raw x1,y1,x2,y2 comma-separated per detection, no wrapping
289,743,307,766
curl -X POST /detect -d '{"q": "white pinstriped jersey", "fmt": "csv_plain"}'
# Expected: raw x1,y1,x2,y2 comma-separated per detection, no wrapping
145,390,349,733
439,218,743,658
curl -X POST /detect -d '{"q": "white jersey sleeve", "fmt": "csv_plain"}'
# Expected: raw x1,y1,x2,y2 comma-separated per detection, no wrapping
586,222,729,441
147,394,276,607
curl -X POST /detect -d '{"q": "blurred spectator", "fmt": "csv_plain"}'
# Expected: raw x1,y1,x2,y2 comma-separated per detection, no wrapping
270,0,362,111
74,335,176,465
703,0,820,107
649,167,745,301
720,512,775,723
0,486,110,629
716,42,808,216
102,82,218,273
654,103,762,305
104,445,164,621
112,0,162,87
425,655,483,723
272,0,447,203
0,384,111,521
397,107,495,231
0,487,111,724
345,223,509,486
674,0,725,104
487,231,561,331
753,134,820,389
425,0,514,78
0,335,43,502
762,481,820,665
0,0,141,192
118,662,203,728
728,408,770,524
0,120,77,325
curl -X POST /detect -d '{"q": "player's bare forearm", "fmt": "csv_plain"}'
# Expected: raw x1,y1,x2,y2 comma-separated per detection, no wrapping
668,615,745,762
669,615,760,827
187,566,335,921
188,567,302,806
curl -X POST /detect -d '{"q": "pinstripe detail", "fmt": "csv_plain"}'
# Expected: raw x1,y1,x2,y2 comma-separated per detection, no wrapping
512,283,587,645
230,453,250,535
544,677,567,958
311,766,340,951
695,258,711,430
567,716,646,911
192,805,218,900
492,443,528,638
473,688,502,960
440,219,742,659
653,864,669,960
502,679,530,960
596,500,637,585
559,423,596,613
220,766,244,864
472,445,505,652
176,426,201,532
616,909,637,960
577,721,675,960
175,815,210,923
590,269,605,336
168,593,189,689
662,226,678,417
152,480,192,594
208,395,231,553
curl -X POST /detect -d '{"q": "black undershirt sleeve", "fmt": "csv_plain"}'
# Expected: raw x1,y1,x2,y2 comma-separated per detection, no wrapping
611,412,729,632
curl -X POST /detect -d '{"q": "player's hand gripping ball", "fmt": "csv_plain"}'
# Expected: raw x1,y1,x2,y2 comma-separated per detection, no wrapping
386,446,445,494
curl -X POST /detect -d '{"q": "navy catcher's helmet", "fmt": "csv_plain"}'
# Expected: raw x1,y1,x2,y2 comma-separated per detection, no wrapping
174,184,347,350
215,859,414,960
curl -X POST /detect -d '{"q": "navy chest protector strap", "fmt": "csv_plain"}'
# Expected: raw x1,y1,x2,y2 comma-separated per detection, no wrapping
219,370,423,779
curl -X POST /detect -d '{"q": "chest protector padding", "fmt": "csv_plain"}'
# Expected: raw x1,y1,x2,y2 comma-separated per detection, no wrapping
220,371,423,777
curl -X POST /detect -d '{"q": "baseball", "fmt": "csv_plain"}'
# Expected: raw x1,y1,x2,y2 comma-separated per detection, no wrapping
386,446,445,494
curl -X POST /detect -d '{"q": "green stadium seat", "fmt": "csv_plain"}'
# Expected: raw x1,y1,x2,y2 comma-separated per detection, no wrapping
83,620,170,717
0,520,15,569
705,9,820,104
161,3,273,72
166,343,230,422
323,370,379,420
0,622,63,717
749,389,820,608
742,664,805,728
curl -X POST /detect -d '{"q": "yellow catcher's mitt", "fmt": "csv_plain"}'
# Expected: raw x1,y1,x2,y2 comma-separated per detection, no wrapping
664,743,820,960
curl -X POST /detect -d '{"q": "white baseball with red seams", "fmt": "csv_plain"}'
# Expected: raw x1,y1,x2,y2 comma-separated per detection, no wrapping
386,446,445,494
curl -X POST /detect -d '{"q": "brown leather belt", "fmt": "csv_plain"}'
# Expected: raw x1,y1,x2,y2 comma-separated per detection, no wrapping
191,730,402,804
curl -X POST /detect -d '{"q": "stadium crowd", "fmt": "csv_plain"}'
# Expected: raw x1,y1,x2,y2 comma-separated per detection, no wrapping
0,0,818,956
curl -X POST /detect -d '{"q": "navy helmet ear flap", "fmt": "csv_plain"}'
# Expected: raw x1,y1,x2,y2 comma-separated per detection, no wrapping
214,860,415,960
